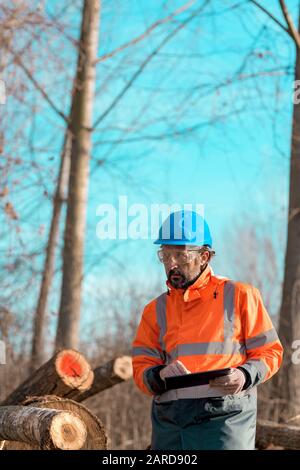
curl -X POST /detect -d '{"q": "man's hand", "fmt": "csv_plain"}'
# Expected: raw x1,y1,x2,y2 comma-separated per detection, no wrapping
209,368,246,394
159,360,191,381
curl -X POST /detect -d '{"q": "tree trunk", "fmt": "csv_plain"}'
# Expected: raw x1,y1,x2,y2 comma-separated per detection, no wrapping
0,405,87,450
30,131,72,372
69,355,133,402
2,396,107,450
256,419,300,450
1,350,93,406
274,10,300,419
55,0,100,350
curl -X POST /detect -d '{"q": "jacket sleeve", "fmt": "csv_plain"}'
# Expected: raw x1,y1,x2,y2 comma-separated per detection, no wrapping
131,301,166,396
238,285,283,389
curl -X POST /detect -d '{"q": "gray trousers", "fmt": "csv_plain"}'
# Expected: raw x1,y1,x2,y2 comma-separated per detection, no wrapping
150,388,257,450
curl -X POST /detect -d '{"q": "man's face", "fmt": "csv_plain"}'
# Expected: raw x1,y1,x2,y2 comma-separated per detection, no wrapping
158,245,210,289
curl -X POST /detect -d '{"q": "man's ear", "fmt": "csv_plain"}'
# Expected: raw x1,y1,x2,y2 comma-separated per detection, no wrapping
201,251,210,264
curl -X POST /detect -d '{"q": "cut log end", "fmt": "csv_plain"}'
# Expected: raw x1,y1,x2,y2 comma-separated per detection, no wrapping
50,412,87,450
55,350,94,390
1,349,94,407
60,353,83,377
113,356,133,380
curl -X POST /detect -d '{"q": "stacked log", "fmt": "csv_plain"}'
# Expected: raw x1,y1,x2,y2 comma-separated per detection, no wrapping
1,349,94,406
2,397,107,450
0,350,133,450
69,355,133,402
0,405,87,450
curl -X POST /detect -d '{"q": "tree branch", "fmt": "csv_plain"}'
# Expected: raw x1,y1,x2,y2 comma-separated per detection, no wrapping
249,0,289,35
13,54,69,123
94,107,246,146
95,0,196,63
93,1,209,129
279,0,300,49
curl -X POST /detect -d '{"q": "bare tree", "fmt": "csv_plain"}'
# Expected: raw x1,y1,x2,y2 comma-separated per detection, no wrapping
247,0,300,419
273,1,300,419
55,0,101,349
30,132,71,370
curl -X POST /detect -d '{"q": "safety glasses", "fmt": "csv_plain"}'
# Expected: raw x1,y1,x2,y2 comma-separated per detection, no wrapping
157,249,203,264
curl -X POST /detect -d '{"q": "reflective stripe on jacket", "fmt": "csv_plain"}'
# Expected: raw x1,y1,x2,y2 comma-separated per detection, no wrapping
131,264,283,396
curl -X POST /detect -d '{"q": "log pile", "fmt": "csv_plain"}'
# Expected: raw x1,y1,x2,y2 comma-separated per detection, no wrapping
0,350,133,450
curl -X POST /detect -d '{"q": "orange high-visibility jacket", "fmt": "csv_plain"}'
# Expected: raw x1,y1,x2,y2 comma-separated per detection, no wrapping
132,265,283,396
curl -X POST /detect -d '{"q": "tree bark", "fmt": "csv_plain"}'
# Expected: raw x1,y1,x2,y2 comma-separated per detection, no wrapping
55,0,100,350
2,396,107,450
1,350,93,406
30,131,72,372
69,355,133,402
274,9,300,419
0,405,87,450
256,419,300,450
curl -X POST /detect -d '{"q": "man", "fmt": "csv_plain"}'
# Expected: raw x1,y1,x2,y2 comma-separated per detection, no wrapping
132,210,283,450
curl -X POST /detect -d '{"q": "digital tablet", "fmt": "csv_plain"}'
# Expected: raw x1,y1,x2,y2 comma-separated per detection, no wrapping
164,367,232,390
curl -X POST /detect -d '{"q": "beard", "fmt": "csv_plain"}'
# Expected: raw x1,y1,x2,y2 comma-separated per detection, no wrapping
167,268,188,289
168,264,208,289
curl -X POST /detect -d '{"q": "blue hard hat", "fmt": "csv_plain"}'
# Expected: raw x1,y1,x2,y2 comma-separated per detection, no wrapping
154,210,212,247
